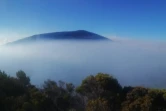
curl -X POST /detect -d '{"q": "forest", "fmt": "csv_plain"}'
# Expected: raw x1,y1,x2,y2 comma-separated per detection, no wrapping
0,70,166,111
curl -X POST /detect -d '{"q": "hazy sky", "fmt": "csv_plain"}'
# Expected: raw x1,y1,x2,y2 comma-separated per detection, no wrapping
0,0,166,43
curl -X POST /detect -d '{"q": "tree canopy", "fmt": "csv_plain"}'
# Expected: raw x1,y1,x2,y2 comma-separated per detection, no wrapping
0,71,165,111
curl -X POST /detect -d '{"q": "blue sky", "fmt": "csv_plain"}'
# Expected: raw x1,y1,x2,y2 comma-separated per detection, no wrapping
0,0,166,43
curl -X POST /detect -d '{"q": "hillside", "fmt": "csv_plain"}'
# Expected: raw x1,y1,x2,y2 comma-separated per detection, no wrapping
7,30,110,45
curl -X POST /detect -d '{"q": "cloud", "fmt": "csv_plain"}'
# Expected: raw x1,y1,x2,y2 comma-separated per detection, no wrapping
0,38,9,45
0,29,30,44
0,39,166,88
109,36,166,52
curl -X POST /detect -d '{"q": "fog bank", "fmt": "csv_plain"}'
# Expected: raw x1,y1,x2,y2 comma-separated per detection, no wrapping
0,40,166,88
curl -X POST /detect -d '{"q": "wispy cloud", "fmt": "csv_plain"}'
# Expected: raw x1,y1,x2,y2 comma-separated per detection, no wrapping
109,36,166,52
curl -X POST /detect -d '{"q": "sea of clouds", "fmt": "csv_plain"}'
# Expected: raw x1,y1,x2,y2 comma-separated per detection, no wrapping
0,38,166,88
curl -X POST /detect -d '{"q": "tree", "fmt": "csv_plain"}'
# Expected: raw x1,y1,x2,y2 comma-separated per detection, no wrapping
43,79,78,111
148,89,166,111
76,73,122,111
86,98,110,111
1,70,166,111
16,70,30,86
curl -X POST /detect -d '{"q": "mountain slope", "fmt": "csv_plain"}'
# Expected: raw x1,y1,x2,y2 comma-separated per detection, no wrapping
7,30,110,45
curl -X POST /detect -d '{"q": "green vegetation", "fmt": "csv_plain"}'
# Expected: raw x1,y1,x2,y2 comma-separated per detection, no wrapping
0,70,166,111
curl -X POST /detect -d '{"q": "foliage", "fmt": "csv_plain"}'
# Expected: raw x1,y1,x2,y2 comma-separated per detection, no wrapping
122,87,166,111
86,98,110,111
76,73,122,110
0,70,166,111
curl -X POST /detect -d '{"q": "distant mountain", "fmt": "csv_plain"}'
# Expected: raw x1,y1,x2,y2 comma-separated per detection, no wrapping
6,30,110,45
